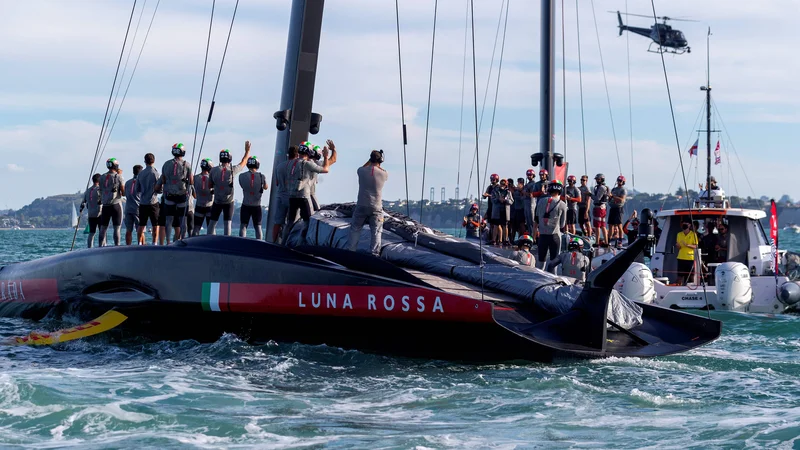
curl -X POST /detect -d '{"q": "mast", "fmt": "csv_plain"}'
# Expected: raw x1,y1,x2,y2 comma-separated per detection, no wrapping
539,0,555,174
266,0,325,240
701,27,711,201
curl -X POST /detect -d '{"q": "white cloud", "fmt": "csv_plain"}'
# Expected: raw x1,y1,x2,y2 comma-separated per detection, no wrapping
6,163,24,173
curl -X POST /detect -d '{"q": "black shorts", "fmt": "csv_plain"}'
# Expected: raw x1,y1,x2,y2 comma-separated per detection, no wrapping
210,202,235,222
578,207,589,226
608,205,624,225
88,216,100,233
139,203,160,227
163,199,187,226
677,259,695,280
287,197,313,224
100,203,122,228
194,205,211,227
567,209,577,225
240,204,263,227
157,201,167,226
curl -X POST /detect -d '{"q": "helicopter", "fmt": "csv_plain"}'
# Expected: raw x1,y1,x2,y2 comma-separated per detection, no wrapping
614,11,695,55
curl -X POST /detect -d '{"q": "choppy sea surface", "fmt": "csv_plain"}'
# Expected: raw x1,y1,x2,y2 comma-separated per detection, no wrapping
0,229,798,449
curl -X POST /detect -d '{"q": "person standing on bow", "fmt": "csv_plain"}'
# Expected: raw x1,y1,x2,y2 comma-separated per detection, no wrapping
98,158,125,246
238,156,268,240
564,175,581,236
591,173,610,246
578,175,593,239
483,174,500,242
531,169,549,240
136,153,160,245
535,181,567,271
462,203,483,241
285,140,335,241
491,178,514,246
192,158,214,236
81,173,103,248
609,175,628,248
346,149,388,254
271,146,297,243
156,143,193,244
209,141,251,236
123,165,143,245
511,178,526,242
521,169,537,236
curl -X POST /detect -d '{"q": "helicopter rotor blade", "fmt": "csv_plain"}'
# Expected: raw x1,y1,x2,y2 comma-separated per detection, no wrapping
608,11,654,19
610,11,700,23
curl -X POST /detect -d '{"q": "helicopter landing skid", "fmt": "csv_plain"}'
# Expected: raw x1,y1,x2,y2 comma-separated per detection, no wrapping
647,42,690,55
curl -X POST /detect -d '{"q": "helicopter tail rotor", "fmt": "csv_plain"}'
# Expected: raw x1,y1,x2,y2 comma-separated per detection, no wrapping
617,11,624,36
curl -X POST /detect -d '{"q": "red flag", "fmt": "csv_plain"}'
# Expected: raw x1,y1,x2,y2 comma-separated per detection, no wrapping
688,139,698,157
770,199,779,275
714,141,721,165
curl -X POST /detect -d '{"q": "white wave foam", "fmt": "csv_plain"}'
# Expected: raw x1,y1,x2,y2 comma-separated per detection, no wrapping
629,388,700,406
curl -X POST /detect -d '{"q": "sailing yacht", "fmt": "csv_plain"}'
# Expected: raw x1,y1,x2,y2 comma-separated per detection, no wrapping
70,203,79,229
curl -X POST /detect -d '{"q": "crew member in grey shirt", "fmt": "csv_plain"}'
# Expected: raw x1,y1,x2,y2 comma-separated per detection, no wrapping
462,203,483,239
591,173,610,245
284,140,335,241
271,146,296,243
192,158,214,236
124,165,143,245
521,169,537,235
157,143,193,244
609,175,628,248
81,173,103,248
136,153,160,245
209,141,251,236
347,149,388,255
548,238,590,281
238,156,268,240
535,181,568,272
98,158,125,247
564,175,581,236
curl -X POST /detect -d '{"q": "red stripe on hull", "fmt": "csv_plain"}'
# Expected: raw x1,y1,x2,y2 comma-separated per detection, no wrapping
0,278,60,305
224,283,494,323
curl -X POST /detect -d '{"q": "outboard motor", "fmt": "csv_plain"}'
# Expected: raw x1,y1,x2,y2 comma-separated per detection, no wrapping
715,262,753,311
778,281,800,307
615,262,656,304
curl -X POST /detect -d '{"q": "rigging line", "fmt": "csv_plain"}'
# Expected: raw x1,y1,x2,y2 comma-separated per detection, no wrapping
711,99,757,199
98,0,162,162
97,0,148,159
589,0,622,175
462,0,507,207
481,0,510,184
418,0,438,225
561,0,566,163
195,0,241,171
188,0,216,171
71,0,138,252
649,0,710,319
394,0,411,217
625,0,634,189
456,0,469,237
469,0,485,300
575,0,587,176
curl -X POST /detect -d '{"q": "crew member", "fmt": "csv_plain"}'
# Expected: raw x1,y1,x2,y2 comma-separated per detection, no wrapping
578,175,593,238
271,146,297,243
491,178,513,246
609,175,627,248
549,238,590,281
98,158,125,246
483,174,500,240
183,184,195,238
715,222,737,263
238,156,268,239
156,143,192,244
307,143,329,212
81,173,103,248
531,169,549,239
347,149,387,255
522,169,537,235
622,210,640,245
285,140,335,241
136,153,160,245
676,220,698,285
462,203,482,240
192,158,214,236
535,180,567,272
209,141,251,236
591,173,610,246
510,234,534,266
123,165,143,245
700,221,719,265
564,175,581,235
511,178,526,242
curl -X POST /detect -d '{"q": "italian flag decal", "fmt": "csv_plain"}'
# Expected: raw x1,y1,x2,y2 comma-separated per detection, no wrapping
202,282,227,312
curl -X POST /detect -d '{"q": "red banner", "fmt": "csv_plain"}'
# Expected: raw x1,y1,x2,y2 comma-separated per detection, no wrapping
770,199,779,274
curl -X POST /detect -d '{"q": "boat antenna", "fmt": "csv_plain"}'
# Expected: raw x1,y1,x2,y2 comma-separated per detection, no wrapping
701,26,714,203
70,0,138,252
393,0,411,217
418,0,439,225
649,0,710,318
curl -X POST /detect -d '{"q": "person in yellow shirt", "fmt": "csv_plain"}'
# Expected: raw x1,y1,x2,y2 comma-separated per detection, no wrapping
676,220,699,285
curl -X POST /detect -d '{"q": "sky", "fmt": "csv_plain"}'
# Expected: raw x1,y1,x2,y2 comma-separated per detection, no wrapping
0,0,798,210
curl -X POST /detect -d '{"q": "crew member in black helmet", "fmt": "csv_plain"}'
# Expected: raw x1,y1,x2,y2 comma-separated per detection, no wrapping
549,238,590,281
192,158,214,236
609,175,628,248
535,180,567,271
238,155,268,239
347,149,388,255
209,141,251,236
285,140,335,241
157,143,192,244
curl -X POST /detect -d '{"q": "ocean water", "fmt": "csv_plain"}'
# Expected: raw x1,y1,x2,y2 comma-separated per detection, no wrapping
0,229,799,449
